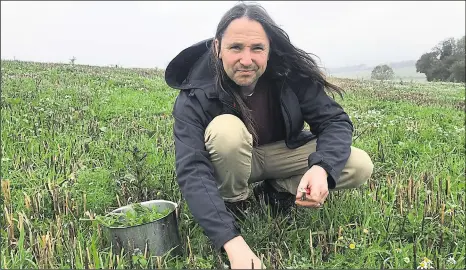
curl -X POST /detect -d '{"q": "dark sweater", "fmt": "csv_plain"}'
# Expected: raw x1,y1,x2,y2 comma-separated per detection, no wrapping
244,78,286,146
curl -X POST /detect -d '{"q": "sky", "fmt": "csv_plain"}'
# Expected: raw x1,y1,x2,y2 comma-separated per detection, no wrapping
1,1,465,69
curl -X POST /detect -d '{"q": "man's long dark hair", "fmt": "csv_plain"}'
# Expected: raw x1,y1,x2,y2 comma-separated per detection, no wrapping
210,2,345,145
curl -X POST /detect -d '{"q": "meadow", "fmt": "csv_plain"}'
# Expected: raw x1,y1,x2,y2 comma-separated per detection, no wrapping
1,60,464,269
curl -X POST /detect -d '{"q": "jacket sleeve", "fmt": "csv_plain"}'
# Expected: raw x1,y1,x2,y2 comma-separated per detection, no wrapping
297,80,354,189
171,90,241,251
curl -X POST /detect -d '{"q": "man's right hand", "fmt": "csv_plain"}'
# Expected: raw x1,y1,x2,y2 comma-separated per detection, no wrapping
223,236,264,269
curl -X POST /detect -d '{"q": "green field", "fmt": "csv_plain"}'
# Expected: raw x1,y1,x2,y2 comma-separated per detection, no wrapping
1,60,464,269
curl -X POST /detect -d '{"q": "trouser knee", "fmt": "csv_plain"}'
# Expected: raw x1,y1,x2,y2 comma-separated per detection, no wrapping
336,147,374,190
205,114,252,160
204,114,253,201
352,149,374,186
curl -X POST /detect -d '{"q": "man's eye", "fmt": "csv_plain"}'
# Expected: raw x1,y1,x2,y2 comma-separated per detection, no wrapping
253,47,264,51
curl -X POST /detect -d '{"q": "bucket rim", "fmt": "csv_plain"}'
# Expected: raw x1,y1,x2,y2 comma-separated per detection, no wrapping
103,199,178,229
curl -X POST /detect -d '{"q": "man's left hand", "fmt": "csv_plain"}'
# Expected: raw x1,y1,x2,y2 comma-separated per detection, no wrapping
295,165,329,208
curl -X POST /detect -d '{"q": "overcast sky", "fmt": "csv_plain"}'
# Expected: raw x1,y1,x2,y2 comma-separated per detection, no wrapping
1,1,465,69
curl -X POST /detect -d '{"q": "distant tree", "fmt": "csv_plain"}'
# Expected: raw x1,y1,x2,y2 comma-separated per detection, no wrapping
69,56,76,65
415,52,439,81
435,37,456,60
416,35,465,82
449,59,465,82
371,64,395,80
456,36,465,56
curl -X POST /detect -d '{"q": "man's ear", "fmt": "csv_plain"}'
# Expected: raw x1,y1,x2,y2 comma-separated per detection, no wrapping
214,39,221,59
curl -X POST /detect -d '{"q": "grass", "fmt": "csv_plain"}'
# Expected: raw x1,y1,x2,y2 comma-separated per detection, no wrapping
1,60,465,269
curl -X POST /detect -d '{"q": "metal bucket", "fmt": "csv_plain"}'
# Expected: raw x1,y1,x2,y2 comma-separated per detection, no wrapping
103,200,182,257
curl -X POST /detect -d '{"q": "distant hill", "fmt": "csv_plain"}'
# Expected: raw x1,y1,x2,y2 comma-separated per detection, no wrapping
325,64,372,74
325,60,426,81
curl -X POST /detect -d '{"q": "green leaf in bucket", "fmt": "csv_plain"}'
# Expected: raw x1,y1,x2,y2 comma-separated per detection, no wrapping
95,203,171,228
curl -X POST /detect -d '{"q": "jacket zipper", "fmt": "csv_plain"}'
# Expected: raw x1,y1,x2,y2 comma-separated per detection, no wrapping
279,81,292,141
221,101,240,116
281,99,292,140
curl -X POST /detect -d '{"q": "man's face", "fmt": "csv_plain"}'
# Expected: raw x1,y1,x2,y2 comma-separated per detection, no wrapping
215,17,270,87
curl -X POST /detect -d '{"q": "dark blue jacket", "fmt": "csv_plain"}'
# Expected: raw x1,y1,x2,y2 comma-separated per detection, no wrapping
165,38,353,251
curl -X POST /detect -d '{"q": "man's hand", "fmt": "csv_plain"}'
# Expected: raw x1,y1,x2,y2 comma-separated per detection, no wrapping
224,236,264,269
295,165,329,208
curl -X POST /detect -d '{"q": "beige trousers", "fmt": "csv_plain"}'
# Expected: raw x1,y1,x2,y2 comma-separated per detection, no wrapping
204,114,374,202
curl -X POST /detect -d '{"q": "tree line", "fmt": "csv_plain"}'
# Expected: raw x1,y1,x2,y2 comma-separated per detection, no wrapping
371,35,465,82
415,35,465,82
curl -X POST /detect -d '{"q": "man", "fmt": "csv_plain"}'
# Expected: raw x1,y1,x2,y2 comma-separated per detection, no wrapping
165,3,374,269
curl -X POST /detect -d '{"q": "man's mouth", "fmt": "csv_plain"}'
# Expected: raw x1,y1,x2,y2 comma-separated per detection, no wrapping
237,70,255,74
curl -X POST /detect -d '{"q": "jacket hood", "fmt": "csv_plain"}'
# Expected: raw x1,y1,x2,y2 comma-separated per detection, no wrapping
164,38,216,91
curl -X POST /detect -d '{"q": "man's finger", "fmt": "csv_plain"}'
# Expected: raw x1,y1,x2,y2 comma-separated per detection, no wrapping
296,184,310,201
295,188,328,208
295,194,321,207
309,186,320,202
320,190,329,203
315,191,328,208
295,199,310,207
295,199,322,208
315,190,328,204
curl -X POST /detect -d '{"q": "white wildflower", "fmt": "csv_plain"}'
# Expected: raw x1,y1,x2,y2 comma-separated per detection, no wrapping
447,257,456,265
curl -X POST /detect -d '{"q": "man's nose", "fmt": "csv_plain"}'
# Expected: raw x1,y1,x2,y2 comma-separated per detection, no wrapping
239,50,253,66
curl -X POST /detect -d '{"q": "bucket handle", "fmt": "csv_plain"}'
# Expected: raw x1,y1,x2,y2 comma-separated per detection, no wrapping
175,198,182,222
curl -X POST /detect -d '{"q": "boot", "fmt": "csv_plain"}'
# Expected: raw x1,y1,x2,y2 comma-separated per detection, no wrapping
253,180,296,219
224,199,251,222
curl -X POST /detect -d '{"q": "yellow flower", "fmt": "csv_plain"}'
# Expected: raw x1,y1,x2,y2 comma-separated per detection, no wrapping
349,243,356,249
363,228,369,234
